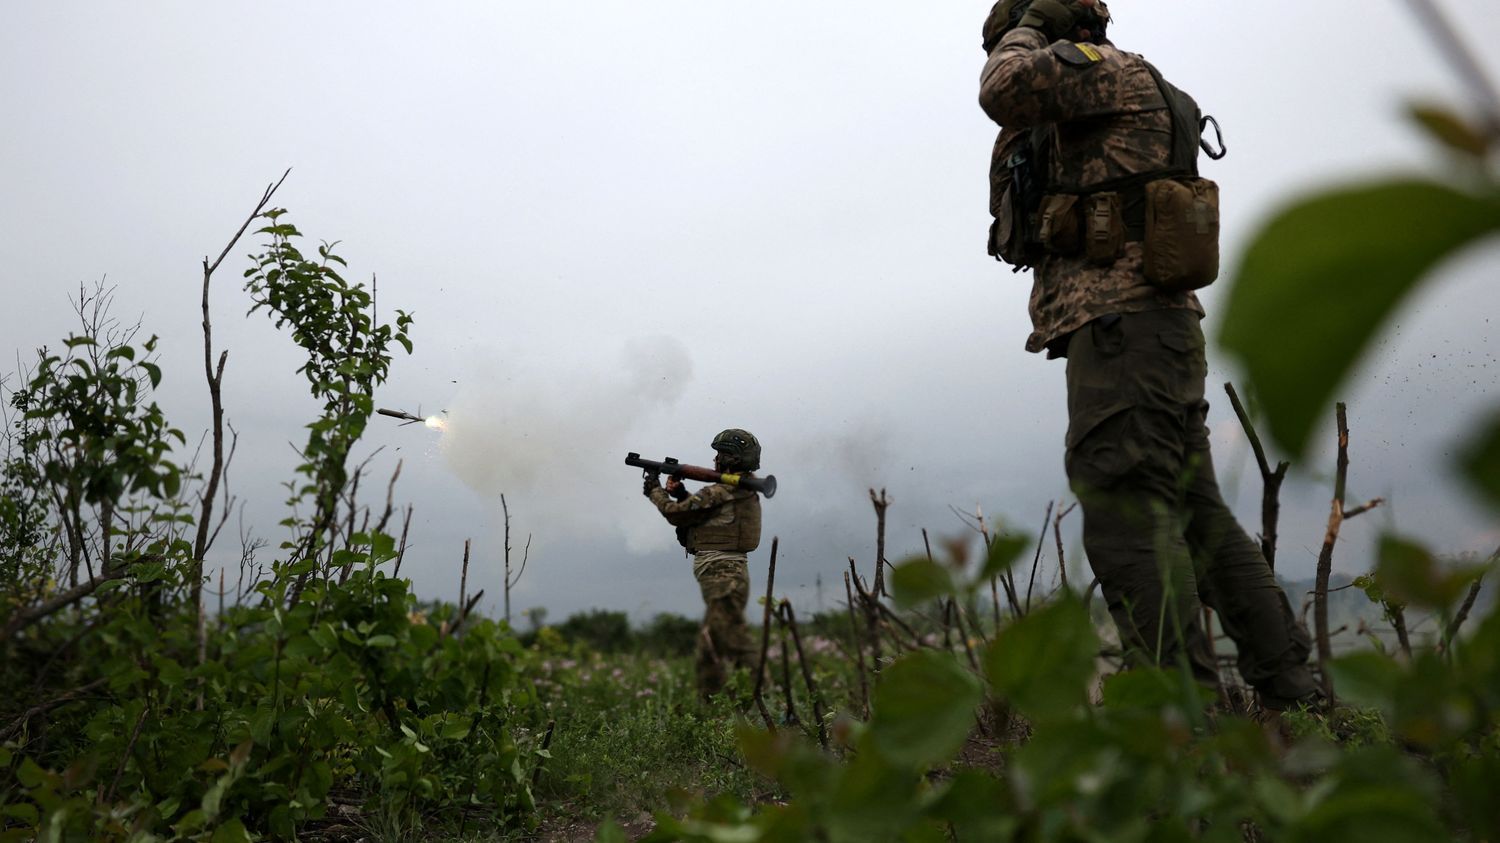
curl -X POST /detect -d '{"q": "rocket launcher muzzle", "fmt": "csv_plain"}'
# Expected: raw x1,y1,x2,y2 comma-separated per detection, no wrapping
626,452,777,499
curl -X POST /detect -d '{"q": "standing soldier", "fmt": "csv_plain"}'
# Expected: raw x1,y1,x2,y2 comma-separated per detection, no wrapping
643,429,763,698
978,0,1321,711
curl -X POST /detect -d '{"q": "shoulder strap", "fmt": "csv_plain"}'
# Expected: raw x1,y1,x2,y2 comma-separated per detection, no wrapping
1139,59,1202,177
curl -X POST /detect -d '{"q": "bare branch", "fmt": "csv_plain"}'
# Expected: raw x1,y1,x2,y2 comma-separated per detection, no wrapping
1225,382,1291,569
1,570,125,643
752,537,779,731
0,677,110,742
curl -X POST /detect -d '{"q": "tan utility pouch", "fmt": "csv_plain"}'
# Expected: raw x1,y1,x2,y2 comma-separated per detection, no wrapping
992,186,1030,265
1144,177,1220,291
1038,194,1081,255
1083,192,1125,265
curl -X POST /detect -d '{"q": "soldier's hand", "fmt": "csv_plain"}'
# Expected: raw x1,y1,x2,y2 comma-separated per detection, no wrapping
1018,0,1092,42
665,475,690,501
643,472,661,496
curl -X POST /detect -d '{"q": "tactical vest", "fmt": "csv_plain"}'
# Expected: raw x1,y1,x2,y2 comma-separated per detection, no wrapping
684,486,762,554
988,47,1225,291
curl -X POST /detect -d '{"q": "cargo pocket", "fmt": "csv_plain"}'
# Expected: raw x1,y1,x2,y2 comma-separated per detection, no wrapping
1155,323,1208,404
1065,404,1141,492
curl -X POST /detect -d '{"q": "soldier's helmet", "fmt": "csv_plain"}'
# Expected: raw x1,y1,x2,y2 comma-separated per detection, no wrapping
983,0,1110,52
711,428,761,472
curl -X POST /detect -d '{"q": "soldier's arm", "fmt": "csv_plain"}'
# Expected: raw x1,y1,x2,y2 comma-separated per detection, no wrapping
648,483,735,527
979,27,1123,128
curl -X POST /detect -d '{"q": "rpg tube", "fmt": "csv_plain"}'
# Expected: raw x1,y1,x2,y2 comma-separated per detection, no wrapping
625,452,777,498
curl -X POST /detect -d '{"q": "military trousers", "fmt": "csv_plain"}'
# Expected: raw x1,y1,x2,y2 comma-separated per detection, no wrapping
692,551,754,697
1063,309,1318,707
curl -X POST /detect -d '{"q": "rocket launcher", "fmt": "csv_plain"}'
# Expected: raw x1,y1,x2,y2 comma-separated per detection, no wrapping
625,452,777,499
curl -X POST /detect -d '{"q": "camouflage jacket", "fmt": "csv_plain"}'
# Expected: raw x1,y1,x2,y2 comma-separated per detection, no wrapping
980,27,1203,356
648,482,761,554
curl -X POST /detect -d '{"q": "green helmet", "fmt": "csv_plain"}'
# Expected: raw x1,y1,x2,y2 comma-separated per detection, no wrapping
982,0,1110,52
982,0,1028,51
711,428,761,472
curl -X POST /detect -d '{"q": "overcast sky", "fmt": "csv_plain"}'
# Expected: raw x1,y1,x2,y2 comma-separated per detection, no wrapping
3,1,1497,623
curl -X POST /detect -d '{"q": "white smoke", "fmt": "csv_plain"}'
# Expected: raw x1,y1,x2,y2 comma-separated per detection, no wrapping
437,336,692,551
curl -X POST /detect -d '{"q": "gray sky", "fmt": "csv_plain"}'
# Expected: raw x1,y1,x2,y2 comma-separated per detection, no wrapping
3,1,1497,622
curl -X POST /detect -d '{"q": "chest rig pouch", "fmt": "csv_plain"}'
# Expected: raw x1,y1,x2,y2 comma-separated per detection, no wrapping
987,48,1226,292
684,488,762,554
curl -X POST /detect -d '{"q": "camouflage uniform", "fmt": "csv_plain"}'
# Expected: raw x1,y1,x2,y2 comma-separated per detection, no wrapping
981,27,1319,707
648,482,761,696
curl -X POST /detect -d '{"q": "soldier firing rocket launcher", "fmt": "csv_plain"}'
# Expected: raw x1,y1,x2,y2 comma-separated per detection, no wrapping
625,453,777,498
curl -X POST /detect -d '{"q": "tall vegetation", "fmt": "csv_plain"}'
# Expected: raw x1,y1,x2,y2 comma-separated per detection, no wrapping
0,197,538,841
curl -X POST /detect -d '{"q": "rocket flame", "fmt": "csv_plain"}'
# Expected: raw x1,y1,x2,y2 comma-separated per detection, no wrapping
425,416,447,432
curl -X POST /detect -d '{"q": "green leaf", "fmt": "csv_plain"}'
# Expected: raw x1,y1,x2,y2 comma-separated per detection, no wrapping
869,651,983,768
364,633,397,649
1099,666,1207,711
984,598,1098,721
978,534,1028,583
1459,412,1500,509
0,803,38,825
1376,533,1485,610
211,819,252,843
1326,651,1401,716
140,361,162,388
106,345,136,361
1220,179,1500,457
889,557,959,608
16,758,46,789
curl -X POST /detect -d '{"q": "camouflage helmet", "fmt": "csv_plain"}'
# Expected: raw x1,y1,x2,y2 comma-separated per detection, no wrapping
981,0,1028,51
711,428,761,472
982,0,1110,52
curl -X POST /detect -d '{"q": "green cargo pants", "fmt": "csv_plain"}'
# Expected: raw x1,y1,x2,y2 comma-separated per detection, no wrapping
1064,309,1318,707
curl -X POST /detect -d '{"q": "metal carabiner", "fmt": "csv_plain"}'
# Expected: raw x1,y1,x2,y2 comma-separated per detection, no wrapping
1199,115,1227,160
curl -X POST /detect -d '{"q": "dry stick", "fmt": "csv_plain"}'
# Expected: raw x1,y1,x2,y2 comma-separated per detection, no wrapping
0,677,110,742
1444,548,1496,649
843,572,871,719
780,601,829,749
392,507,413,578
1390,604,1414,659
752,537,780,731
194,169,290,601
776,604,800,726
0,571,126,644
1084,577,1101,605
869,488,891,597
1225,383,1289,570
1023,501,1055,614
1054,502,1077,591
1313,404,1385,700
877,602,927,651
977,508,1023,620
926,530,954,650
501,494,513,625
1401,0,1500,133
459,539,471,624
531,719,557,789
104,703,150,805
450,591,485,637
850,558,883,678
949,599,982,673
374,459,402,536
